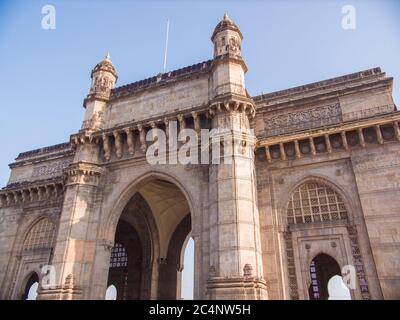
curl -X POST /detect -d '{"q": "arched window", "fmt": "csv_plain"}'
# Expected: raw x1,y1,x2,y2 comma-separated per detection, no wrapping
181,237,194,300
23,218,56,251
287,181,348,225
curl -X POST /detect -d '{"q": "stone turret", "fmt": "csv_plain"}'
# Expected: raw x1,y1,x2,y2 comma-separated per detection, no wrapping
82,53,118,130
211,13,247,98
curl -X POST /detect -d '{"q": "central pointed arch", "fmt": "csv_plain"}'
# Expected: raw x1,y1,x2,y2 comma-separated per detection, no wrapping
101,170,195,300
103,171,196,244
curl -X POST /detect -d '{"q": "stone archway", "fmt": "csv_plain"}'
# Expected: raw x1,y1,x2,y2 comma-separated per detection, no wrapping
158,214,191,299
103,175,193,300
23,272,39,300
308,253,341,300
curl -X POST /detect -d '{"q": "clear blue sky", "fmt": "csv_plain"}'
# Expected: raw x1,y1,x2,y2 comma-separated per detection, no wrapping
1,0,399,300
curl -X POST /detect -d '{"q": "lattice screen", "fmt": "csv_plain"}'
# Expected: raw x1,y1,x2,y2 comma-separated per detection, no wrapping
23,218,56,251
109,243,128,268
287,182,348,225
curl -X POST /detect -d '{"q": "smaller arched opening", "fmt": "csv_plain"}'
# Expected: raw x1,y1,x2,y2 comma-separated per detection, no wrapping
23,273,39,300
158,214,192,300
308,253,350,300
180,237,194,300
105,284,117,300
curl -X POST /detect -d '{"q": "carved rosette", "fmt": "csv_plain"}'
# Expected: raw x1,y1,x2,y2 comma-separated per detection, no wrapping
64,162,104,187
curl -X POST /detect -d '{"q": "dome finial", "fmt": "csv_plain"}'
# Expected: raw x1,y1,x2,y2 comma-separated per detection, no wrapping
224,12,230,21
105,52,111,61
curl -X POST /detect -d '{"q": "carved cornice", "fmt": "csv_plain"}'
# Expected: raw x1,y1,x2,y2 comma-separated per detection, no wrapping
259,111,400,146
211,53,248,73
259,113,400,164
83,92,110,109
12,142,74,168
209,94,256,118
64,162,104,177
70,130,98,149
70,96,258,163
0,178,64,208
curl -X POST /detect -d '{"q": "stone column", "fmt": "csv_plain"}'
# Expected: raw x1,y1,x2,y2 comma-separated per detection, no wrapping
265,146,272,163
37,160,104,300
138,124,147,153
113,130,123,159
309,137,316,155
207,100,268,300
341,131,349,150
294,140,301,159
102,134,111,161
124,127,135,156
279,143,286,161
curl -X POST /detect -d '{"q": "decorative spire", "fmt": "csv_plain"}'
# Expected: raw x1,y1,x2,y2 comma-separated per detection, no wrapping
105,52,111,61
223,12,230,21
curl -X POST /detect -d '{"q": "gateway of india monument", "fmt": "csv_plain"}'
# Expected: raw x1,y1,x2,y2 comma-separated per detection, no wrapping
0,14,399,300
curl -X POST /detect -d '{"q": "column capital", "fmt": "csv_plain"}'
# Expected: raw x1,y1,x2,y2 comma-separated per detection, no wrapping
64,162,105,186
209,95,256,119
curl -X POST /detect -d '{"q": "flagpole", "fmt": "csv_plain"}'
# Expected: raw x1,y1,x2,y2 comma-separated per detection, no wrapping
163,19,170,73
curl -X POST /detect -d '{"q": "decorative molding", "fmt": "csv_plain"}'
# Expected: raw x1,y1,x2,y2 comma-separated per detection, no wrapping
264,103,342,137
0,179,64,208
209,98,256,119
31,160,71,179
347,225,371,300
283,231,299,300
259,116,400,164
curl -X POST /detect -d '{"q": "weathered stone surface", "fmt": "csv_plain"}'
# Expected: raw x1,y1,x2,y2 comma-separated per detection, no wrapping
0,14,399,300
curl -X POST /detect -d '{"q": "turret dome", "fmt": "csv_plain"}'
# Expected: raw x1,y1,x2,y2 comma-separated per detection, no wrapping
211,13,243,42
91,53,118,79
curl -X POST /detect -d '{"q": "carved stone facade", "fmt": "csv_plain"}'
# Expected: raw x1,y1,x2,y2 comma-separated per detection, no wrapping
263,103,342,136
0,14,399,300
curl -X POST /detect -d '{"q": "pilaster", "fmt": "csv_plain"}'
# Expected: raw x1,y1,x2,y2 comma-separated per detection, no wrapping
37,161,104,300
